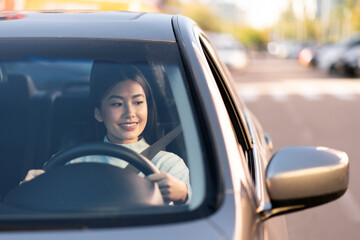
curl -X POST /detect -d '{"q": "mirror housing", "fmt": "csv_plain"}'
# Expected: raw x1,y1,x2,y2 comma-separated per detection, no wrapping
260,146,349,220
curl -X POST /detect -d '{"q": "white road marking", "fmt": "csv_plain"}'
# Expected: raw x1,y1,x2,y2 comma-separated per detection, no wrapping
236,79,360,102
238,86,259,102
297,84,321,101
270,87,287,102
328,85,357,101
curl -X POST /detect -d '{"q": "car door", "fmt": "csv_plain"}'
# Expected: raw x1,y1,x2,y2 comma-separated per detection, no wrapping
197,32,290,240
173,15,290,240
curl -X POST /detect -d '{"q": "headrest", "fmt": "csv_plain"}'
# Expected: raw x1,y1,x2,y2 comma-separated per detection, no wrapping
0,74,36,109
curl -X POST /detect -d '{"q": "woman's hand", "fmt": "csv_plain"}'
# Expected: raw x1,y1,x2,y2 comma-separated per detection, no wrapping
21,169,45,184
146,170,188,203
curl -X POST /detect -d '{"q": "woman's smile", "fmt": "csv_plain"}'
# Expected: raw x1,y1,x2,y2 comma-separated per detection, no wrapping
119,122,139,131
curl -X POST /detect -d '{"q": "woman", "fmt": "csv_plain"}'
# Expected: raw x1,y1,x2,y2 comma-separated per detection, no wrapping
24,61,191,204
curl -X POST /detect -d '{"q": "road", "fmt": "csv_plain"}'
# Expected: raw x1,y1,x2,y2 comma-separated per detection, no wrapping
231,57,360,240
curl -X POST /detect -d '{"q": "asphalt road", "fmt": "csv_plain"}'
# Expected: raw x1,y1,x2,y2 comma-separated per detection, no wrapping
231,56,360,240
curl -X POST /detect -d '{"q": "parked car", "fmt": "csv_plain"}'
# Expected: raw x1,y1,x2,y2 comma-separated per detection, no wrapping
206,32,249,71
317,32,360,74
267,40,305,59
298,42,322,67
335,44,360,77
0,11,349,239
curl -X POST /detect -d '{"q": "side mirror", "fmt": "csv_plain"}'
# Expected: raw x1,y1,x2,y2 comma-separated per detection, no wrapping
260,146,349,220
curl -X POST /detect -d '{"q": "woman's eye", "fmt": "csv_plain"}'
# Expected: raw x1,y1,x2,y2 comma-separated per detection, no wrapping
111,102,123,107
134,101,144,105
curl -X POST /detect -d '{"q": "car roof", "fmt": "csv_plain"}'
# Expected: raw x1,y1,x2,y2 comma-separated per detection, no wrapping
0,11,176,42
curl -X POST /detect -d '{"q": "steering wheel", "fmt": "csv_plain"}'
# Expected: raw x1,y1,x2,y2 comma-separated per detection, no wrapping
3,142,164,212
43,142,159,175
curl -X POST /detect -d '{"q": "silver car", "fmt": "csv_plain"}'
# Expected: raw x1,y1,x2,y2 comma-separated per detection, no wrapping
0,11,349,239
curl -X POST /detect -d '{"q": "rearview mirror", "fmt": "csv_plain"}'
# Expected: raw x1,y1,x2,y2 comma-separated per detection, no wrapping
260,146,349,220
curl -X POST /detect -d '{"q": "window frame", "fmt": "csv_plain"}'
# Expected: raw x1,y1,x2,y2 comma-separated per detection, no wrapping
197,33,255,178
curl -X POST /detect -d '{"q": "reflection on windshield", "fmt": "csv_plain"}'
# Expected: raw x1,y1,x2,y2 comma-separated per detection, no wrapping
3,58,92,90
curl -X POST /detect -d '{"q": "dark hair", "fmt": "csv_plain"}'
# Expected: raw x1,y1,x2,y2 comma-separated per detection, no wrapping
90,60,159,143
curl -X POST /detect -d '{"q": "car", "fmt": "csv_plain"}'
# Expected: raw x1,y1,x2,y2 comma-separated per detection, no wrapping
317,32,360,74
335,44,360,77
267,40,305,59
298,42,322,67
0,11,349,239
206,31,249,71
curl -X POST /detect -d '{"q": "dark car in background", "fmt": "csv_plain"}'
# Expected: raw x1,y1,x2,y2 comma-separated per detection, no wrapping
317,32,360,74
0,11,349,239
335,45,360,77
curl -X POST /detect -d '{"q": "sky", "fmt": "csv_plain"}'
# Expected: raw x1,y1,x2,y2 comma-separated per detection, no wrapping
181,0,290,28
235,0,289,29
235,0,318,29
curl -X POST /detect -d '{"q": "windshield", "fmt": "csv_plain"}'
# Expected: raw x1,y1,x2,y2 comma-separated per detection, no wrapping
0,39,206,226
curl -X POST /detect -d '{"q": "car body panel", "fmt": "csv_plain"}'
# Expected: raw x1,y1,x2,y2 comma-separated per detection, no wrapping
0,11,176,41
0,220,223,239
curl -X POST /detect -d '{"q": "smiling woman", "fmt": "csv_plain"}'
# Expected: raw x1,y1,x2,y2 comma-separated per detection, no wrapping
89,62,157,144
97,80,149,144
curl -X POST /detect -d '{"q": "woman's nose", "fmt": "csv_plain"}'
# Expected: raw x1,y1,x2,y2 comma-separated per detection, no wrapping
123,103,135,117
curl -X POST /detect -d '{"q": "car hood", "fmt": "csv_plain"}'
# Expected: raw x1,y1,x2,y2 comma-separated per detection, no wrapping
0,219,223,239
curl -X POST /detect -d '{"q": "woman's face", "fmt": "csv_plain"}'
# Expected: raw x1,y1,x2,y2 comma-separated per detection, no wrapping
95,80,148,144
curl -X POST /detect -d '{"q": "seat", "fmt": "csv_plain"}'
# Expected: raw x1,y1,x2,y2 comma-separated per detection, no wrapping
0,74,36,195
49,85,93,155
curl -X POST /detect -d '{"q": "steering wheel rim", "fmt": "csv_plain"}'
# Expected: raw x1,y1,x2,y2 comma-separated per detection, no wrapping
43,142,159,176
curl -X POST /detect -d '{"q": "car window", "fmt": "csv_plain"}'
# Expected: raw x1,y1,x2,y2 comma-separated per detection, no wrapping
0,39,208,227
198,35,255,178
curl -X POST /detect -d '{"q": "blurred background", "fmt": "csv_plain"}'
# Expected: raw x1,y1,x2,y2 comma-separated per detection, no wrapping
1,0,360,239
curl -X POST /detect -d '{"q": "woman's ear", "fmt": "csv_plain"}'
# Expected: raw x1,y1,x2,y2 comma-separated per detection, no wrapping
94,108,103,122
